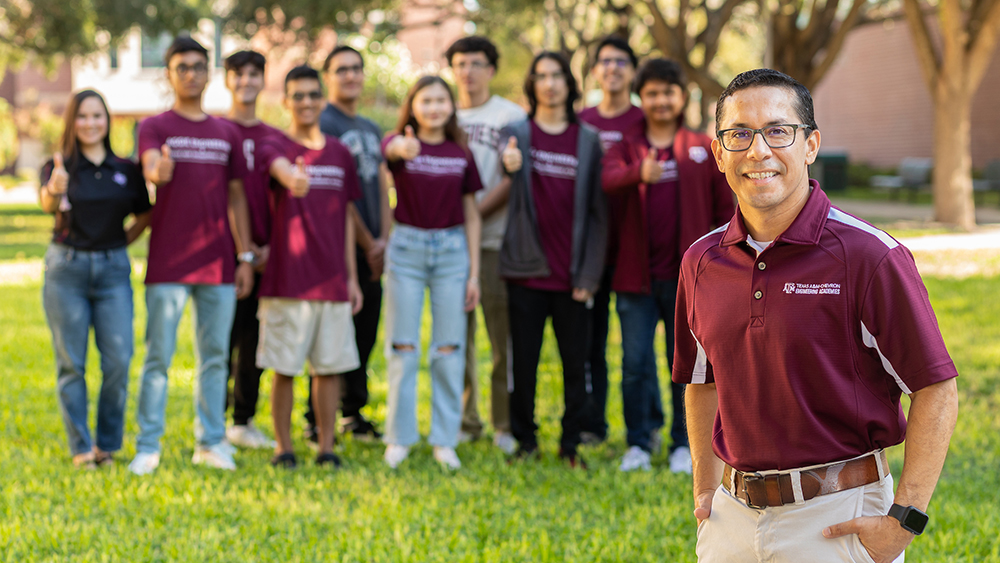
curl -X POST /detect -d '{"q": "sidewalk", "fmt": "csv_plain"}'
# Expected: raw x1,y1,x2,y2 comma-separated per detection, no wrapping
830,197,1000,226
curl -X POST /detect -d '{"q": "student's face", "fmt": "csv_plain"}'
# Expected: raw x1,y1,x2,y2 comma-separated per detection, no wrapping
226,63,264,105
284,78,324,127
533,57,569,110
712,86,820,215
639,80,687,126
75,96,109,148
592,45,635,96
450,51,495,98
325,51,365,104
411,82,455,131
167,51,209,100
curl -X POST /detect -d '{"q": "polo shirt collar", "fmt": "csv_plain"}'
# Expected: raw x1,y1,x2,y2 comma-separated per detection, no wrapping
720,179,830,248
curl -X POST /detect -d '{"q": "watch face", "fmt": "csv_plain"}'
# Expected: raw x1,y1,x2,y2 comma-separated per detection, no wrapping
903,508,929,534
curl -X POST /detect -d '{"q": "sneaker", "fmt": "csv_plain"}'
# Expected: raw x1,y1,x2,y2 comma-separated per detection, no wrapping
192,443,237,471
558,448,588,470
384,444,410,469
619,446,653,472
128,452,161,476
340,416,382,442
433,446,462,470
456,430,477,443
508,444,539,464
649,428,663,455
669,446,693,474
315,452,342,468
227,423,276,449
579,431,606,445
270,451,298,469
493,432,517,455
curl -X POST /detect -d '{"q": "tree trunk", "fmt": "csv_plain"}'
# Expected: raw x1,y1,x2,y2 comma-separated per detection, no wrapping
932,77,976,229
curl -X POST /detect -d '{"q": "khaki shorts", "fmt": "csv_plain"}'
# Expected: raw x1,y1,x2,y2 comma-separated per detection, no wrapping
256,298,360,376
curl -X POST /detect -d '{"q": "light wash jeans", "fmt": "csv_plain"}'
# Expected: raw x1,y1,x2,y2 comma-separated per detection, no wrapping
384,224,469,448
135,283,236,453
42,244,134,456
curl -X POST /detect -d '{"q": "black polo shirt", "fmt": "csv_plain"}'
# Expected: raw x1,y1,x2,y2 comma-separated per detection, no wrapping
40,155,152,250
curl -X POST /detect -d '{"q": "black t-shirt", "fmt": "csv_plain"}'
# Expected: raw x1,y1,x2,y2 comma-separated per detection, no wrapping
40,154,152,250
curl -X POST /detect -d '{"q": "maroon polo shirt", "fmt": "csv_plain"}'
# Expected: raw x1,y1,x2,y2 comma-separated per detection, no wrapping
672,181,958,472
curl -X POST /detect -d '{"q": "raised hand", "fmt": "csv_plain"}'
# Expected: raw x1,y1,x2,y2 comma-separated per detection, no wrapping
640,147,661,184
157,144,175,184
398,125,421,161
289,156,310,198
502,136,522,173
48,152,69,194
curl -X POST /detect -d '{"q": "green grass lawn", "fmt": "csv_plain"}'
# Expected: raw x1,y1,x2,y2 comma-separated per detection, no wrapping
2,206,999,561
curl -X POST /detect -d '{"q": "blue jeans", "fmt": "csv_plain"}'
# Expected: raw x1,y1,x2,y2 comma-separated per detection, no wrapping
384,225,469,448
616,279,687,452
135,283,236,453
42,244,134,456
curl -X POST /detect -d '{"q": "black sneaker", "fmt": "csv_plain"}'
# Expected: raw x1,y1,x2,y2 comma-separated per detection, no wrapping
507,444,539,464
270,452,298,469
340,415,382,442
558,448,588,470
315,452,342,468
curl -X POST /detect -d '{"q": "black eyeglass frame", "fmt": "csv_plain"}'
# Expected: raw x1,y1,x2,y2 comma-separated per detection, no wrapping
716,123,813,152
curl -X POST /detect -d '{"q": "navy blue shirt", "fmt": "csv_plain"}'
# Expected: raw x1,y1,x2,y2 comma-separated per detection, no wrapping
319,103,384,238
40,154,152,250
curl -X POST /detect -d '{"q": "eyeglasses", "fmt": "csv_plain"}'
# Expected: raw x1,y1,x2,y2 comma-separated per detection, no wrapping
290,91,324,102
452,61,490,72
171,63,208,76
596,58,631,69
717,124,812,152
333,64,364,76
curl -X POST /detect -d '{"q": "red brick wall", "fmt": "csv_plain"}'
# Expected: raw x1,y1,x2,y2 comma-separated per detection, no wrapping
812,18,1000,170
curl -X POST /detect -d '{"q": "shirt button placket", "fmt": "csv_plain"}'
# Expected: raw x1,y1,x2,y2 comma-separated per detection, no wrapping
750,258,768,326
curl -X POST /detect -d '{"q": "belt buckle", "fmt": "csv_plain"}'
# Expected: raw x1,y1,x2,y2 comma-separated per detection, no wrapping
741,472,766,509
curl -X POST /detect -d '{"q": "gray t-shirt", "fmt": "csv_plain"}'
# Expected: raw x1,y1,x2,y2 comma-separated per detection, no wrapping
457,95,527,250
319,103,384,238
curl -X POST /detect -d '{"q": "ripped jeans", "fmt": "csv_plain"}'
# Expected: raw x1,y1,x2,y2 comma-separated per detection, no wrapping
383,224,469,448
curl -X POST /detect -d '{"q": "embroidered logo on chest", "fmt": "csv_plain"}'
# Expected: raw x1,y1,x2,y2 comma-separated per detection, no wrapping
783,282,841,295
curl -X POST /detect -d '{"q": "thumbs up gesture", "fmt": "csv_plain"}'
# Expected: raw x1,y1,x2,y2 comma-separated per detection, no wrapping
397,125,421,161
157,144,175,184
502,136,522,173
289,156,310,197
640,147,661,184
48,152,69,195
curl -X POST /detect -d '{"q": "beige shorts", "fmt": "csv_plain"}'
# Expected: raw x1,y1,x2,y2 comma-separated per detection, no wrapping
256,298,360,376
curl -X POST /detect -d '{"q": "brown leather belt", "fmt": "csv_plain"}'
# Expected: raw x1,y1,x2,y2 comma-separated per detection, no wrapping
723,451,887,509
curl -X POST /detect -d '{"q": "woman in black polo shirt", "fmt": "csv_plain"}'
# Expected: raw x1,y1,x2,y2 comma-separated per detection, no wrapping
39,89,152,469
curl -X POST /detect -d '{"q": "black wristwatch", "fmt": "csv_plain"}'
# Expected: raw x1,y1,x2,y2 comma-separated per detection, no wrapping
888,503,928,535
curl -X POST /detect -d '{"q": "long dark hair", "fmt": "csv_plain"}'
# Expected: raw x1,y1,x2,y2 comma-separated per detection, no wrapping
394,75,467,148
523,51,579,122
59,89,115,176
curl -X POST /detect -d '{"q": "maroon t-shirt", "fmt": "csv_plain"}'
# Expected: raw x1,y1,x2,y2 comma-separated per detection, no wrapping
257,134,361,302
382,136,483,229
578,105,645,152
138,111,245,285
516,122,579,292
645,145,681,280
227,120,282,247
673,183,959,471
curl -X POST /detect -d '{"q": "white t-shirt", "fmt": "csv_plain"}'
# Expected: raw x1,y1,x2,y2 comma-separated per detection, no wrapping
457,95,527,250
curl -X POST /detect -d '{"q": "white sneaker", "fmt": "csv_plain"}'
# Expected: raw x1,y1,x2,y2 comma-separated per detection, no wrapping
227,423,276,449
433,446,462,470
669,446,693,474
619,446,652,472
192,443,237,471
384,444,410,469
128,452,161,475
493,432,517,455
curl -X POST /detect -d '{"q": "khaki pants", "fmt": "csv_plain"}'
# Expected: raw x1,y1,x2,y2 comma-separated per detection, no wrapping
696,473,901,563
461,249,511,435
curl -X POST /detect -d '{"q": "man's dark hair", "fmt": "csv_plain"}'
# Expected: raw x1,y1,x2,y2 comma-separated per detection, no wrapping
633,58,687,95
164,35,208,66
523,51,579,122
445,36,500,69
285,65,321,91
323,45,364,72
715,68,818,133
593,35,637,68
224,50,265,73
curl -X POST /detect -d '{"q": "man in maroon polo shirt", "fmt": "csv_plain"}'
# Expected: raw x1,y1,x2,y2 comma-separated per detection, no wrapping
603,58,733,474
674,69,958,562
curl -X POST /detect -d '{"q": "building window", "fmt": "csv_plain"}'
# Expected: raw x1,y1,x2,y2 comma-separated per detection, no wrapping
141,32,174,68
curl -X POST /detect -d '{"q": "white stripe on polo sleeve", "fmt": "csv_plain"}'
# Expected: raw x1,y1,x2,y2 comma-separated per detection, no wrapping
691,331,709,384
860,321,912,394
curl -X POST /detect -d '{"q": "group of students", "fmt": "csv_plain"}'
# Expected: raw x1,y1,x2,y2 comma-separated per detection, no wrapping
40,33,733,474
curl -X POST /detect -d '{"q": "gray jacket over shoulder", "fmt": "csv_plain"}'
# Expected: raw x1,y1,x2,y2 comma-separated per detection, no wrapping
498,118,607,294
